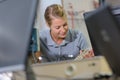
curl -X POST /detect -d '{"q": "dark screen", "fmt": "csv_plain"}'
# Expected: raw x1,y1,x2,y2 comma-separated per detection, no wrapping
84,4,120,76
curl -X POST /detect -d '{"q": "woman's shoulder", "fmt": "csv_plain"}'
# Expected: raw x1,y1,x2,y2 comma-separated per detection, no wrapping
40,29,49,33
40,29,49,35
68,29,83,37
39,29,50,39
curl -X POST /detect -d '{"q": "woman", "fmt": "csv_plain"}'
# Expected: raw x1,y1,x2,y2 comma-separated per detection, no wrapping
39,4,94,62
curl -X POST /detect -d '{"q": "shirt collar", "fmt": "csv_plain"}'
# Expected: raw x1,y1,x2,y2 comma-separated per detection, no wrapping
47,29,71,47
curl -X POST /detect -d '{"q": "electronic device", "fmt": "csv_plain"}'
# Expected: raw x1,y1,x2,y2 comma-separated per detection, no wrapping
0,0,38,73
98,0,120,24
83,11,101,56
29,28,40,53
84,4,120,76
12,56,112,80
30,56,112,80
29,28,40,63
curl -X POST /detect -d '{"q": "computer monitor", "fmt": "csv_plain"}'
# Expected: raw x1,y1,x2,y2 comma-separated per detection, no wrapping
84,4,120,76
0,0,38,72
84,11,101,56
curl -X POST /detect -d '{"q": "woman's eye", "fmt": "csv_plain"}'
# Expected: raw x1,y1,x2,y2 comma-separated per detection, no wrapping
63,23,67,27
56,26,60,29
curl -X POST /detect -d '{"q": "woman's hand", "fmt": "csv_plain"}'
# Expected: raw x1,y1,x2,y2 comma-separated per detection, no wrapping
80,49,94,59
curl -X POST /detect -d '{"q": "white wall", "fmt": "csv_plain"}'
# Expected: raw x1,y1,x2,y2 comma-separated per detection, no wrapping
62,0,98,48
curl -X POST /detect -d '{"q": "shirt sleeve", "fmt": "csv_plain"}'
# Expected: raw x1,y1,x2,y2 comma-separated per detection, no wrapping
75,30,89,50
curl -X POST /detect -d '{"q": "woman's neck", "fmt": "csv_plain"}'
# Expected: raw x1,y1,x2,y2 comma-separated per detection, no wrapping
55,39,63,45
50,32,64,45
52,36,64,45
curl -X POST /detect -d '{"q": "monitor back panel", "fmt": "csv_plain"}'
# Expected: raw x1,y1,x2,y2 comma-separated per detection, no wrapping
0,0,38,72
84,5,120,76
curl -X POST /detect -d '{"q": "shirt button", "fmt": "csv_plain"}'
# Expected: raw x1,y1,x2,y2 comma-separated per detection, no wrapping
68,54,74,58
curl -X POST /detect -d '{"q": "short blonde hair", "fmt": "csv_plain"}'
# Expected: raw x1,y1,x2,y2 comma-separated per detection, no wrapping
44,4,67,26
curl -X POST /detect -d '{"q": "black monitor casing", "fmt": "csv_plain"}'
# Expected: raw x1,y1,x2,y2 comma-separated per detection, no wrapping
84,4,120,76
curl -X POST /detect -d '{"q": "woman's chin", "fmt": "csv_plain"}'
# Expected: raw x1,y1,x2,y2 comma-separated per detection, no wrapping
58,35,67,39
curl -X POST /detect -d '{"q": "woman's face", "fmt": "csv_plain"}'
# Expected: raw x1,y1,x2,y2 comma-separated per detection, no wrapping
50,17,68,40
